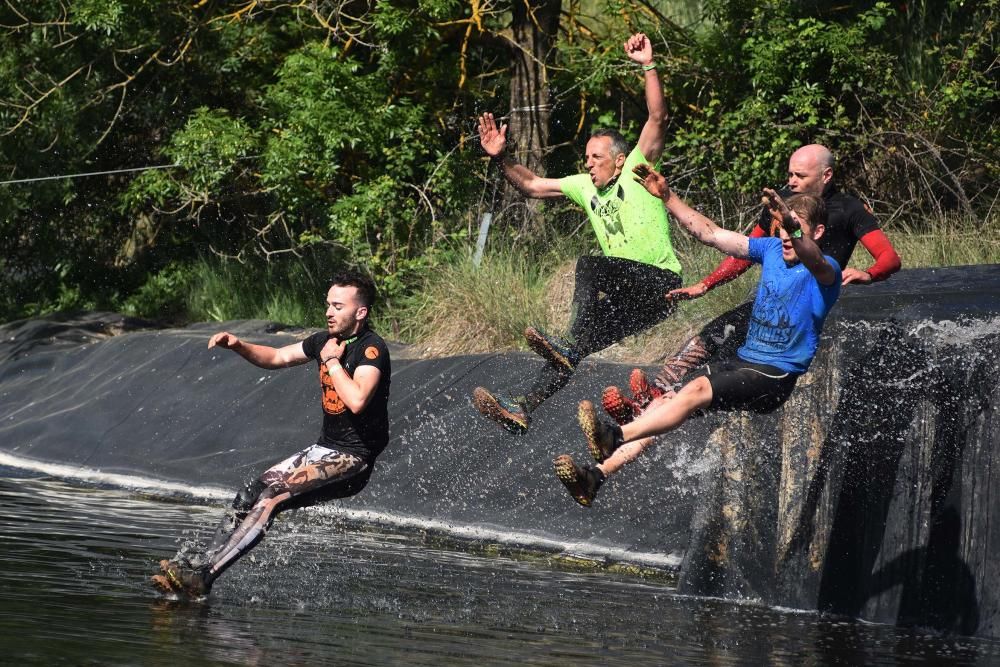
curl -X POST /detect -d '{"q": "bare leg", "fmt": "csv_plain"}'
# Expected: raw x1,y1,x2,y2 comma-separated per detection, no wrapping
597,377,713,477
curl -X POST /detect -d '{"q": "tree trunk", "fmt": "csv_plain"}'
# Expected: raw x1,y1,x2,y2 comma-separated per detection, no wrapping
502,0,561,234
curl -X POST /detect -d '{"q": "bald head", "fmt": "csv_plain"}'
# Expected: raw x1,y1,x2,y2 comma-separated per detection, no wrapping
787,144,834,196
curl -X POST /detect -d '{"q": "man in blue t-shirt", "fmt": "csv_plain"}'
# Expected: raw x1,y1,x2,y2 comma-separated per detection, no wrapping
152,270,392,597
555,164,841,507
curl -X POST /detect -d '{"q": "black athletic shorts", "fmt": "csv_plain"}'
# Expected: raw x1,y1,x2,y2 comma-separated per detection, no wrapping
688,357,800,414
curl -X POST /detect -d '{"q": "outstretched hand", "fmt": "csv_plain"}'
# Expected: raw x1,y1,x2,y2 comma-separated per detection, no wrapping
478,112,507,158
762,188,801,236
841,267,873,285
633,163,671,199
624,33,653,65
667,282,708,302
208,331,240,350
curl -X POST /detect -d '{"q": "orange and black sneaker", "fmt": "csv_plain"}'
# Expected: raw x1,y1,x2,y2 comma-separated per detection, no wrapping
524,326,580,372
472,387,530,433
156,559,210,599
654,335,709,397
578,400,624,463
601,385,639,426
629,368,666,408
553,454,605,507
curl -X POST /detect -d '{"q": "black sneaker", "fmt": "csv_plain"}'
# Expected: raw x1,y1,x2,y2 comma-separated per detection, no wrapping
553,455,604,507
157,559,210,598
472,387,530,433
524,326,580,371
578,400,624,463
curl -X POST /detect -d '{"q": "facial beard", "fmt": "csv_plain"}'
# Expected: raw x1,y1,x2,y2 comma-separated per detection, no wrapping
327,320,349,337
328,317,362,339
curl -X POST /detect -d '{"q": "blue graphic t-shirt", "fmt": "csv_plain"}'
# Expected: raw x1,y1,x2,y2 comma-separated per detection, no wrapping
737,237,842,373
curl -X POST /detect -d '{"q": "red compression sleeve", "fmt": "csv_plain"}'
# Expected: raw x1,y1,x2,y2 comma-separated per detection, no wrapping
702,256,752,290
700,224,767,290
859,229,901,282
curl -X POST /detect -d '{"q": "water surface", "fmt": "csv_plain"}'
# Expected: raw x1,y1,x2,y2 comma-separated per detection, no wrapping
1,472,996,665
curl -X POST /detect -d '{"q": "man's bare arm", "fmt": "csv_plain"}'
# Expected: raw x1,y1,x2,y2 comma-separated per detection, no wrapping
316,337,382,413
634,164,749,258
478,112,563,199
625,33,668,164
327,364,382,414
208,332,309,369
762,188,838,286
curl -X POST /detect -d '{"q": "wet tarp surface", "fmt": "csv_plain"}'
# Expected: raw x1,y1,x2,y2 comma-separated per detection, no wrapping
1,265,997,566
0,316,708,565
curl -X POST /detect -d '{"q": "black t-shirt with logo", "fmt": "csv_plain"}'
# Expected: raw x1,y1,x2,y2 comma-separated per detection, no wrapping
301,327,391,463
757,184,880,268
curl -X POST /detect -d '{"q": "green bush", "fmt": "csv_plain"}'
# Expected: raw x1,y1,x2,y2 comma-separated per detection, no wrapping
1,0,996,326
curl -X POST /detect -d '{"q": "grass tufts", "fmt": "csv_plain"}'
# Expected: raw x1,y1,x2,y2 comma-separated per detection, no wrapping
397,247,553,357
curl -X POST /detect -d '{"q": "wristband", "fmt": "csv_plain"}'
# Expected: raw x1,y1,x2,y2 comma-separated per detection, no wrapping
325,358,342,376
789,228,802,239
642,63,656,71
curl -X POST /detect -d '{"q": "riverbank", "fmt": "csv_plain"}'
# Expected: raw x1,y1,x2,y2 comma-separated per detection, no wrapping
177,215,1000,363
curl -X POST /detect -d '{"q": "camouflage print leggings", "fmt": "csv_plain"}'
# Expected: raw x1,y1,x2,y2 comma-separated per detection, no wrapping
204,444,370,584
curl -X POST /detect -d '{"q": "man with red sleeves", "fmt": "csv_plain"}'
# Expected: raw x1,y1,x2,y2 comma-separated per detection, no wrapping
603,143,902,422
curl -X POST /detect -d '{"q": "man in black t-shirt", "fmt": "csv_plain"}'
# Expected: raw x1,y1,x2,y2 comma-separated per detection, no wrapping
152,270,391,598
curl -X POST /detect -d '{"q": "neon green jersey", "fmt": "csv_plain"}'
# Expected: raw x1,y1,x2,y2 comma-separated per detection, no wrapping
559,146,681,274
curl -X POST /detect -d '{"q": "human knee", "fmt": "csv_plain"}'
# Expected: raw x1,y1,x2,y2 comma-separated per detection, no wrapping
679,376,713,408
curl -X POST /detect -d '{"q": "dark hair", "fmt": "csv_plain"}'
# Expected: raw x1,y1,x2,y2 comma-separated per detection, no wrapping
589,128,629,158
785,193,827,229
329,270,377,309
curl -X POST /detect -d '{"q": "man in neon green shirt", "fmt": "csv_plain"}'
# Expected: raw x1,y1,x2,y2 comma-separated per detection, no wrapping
472,33,683,434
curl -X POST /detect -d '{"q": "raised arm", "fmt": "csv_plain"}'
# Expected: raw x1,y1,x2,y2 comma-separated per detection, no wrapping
633,164,749,258
762,188,838,286
208,332,309,369
478,112,563,199
625,33,667,164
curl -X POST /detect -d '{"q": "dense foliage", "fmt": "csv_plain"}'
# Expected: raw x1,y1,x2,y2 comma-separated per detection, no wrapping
0,0,996,324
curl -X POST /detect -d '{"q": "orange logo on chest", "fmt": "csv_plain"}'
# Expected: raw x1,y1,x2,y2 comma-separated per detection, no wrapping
319,364,346,414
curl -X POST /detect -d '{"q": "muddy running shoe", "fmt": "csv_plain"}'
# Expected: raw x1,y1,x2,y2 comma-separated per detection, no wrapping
629,368,666,408
578,400,624,463
524,326,580,371
601,385,639,426
151,574,177,595
157,559,210,598
655,335,709,398
472,387,530,433
553,455,605,507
